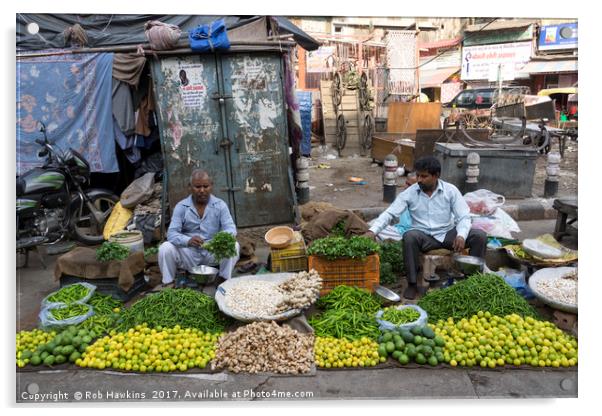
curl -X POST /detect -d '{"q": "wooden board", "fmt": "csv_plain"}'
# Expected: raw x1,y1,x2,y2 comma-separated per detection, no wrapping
387,102,442,134
371,133,415,164
371,129,491,167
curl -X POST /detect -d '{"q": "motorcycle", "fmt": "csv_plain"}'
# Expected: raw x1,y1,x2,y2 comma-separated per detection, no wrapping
16,122,119,262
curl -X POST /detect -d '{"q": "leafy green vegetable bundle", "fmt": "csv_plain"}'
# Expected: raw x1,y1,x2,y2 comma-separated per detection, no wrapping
96,242,130,262
307,236,380,260
203,231,237,262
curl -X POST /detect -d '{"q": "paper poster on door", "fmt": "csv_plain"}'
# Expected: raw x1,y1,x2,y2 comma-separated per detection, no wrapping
178,64,207,108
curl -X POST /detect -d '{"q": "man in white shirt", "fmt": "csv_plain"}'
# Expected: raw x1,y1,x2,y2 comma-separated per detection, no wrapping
364,156,487,299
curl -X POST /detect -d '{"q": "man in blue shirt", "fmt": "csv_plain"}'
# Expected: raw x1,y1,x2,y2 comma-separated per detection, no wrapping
365,156,486,299
158,169,239,287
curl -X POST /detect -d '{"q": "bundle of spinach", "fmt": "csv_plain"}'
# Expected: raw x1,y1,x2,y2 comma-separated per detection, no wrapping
144,245,159,258
203,231,237,262
380,240,404,272
307,236,380,260
96,242,130,262
329,220,346,238
378,240,404,284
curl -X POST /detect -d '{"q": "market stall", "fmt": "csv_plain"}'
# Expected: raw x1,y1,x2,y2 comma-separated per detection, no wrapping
17,220,578,374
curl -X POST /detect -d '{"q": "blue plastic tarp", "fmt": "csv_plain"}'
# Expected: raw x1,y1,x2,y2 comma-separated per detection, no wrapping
16,52,118,175
296,91,312,156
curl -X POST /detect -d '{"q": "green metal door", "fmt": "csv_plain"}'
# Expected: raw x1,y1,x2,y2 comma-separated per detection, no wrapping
152,53,295,227
220,53,295,227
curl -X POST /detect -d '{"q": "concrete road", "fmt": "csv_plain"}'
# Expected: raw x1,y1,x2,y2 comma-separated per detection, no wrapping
16,366,577,403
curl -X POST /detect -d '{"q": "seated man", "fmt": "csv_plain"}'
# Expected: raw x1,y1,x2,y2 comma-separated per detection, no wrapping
364,156,487,300
158,169,240,288
371,172,417,241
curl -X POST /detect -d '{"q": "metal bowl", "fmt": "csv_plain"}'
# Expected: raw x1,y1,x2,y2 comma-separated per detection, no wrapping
375,285,401,303
453,255,485,276
188,265,219,284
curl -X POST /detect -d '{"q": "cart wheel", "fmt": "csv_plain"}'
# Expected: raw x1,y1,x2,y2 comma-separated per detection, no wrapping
461,112,478,129
332,72,342,108
336,113,347,156
359,72,369,110
361,113,374,151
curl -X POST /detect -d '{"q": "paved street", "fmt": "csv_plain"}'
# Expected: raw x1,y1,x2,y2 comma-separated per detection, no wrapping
16,366,576,403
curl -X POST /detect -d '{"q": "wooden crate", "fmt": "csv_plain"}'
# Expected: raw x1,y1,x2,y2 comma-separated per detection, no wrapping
270,239,308,273
371,133,415,165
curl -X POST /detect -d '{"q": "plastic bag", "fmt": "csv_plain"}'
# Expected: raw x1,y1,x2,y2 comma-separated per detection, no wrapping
40,282,97,309
494,268,535,299
39,303,94,328
375,304,428,332
120,172,155,209
103,202,134,240
522,239,563,259
471,208,520,239
464,189,505,216
189,19,230,52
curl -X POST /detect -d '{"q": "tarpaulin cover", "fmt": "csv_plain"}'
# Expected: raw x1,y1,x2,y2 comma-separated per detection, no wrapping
16,14,319,51
296,91,312,156
17,52,118,175
189,18,231,52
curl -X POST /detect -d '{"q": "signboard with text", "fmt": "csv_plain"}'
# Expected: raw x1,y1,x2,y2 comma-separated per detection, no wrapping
461,42,532,81
539,23,578,51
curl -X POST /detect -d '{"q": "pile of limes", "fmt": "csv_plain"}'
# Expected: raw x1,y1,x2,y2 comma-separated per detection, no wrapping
18,326,95,368
314,336,383,369
431,311,578,368
16,329,56,368
77,324,221,372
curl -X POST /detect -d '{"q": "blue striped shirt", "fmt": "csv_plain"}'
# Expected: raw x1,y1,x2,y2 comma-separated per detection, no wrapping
167,194,237,248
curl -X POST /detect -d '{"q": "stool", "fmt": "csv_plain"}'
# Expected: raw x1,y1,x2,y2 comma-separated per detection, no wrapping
553,197,578,241
418,249,455,289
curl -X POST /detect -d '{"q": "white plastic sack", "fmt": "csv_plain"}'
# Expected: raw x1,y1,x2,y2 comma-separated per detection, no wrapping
471,207,521,239
522,239,563,259
375,304,428,332
39,303,94,328
464,189,505,216
40,282,97,309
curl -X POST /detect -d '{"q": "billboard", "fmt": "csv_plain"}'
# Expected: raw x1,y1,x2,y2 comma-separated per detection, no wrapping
461,41,532,81
539,23,578,51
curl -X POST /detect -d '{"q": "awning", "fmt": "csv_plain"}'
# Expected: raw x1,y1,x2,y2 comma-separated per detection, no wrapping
419,37,462,50
419,67,460,88
522,59,578,74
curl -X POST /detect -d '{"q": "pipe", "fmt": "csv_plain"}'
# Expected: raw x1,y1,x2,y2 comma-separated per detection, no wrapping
17,40,296,59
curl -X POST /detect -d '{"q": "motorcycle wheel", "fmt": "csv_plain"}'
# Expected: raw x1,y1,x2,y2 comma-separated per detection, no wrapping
71,191,119,245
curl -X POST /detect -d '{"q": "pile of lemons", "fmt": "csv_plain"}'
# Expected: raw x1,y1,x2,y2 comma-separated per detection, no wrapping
431,311,578,368
314,336,384,369
16,329,57,368
77,324,221,372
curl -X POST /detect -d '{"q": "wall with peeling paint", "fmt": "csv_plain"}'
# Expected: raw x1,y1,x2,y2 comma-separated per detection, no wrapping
152,52,295,228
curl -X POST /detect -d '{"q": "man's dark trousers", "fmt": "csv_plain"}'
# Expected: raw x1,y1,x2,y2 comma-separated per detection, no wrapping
402,228,487,284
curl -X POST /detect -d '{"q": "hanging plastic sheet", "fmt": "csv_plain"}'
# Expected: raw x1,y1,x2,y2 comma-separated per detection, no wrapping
17,52,118,175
